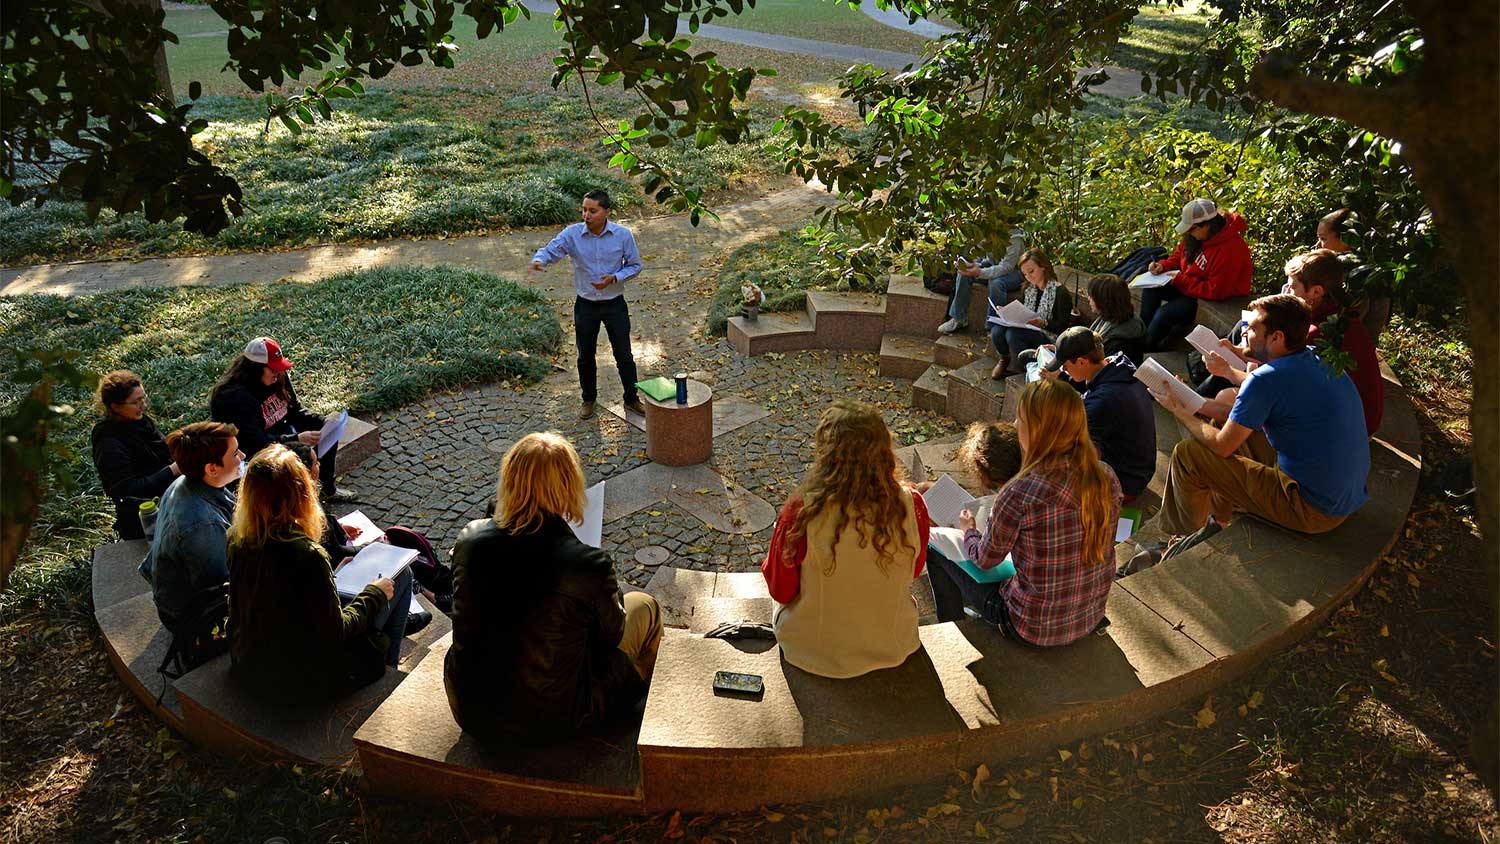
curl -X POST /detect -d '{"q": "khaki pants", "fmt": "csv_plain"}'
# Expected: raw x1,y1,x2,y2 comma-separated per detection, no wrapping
619,591,664,681
1160,437,1346,536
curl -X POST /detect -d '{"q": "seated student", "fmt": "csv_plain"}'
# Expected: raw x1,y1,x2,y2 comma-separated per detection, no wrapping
1084,274,1147,363
91,370,180,539
1041,327,1156,500
139,422,241,631
1149,294,1370,559
210,336,346,500
285,441,435,633
991,248,1074,379
761,400,931,678
926,380,1121,646
939,227,1027,335
226,445,412,702
445,433,662,744
1199,251,1384,436
1141,198,1252,350
1316,208,1388,343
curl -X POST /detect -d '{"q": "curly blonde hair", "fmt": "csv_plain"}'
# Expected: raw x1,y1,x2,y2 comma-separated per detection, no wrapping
782,400,912,574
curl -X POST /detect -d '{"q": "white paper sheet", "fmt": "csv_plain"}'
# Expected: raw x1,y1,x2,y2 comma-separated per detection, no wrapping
1186,326,1249,372
928,526,968,563
1115,517,1135,543
316,409,348,458
922,474,978,529
985,299,1042,329
337,510,383,547
1135,357,1207,414
1129,269,1179,289
568,481,605,548
333,543,419,599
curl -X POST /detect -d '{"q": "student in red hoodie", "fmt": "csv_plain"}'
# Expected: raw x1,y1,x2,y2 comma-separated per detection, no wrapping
1141,198,1253,349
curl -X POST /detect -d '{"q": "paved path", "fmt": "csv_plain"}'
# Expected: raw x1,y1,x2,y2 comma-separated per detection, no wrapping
0,183,834,298
858,3,959,39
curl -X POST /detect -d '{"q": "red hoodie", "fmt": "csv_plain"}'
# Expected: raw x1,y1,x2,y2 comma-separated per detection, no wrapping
1160,211,1253,301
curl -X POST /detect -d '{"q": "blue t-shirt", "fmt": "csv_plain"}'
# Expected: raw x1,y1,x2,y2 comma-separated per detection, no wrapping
1229,349,1370,516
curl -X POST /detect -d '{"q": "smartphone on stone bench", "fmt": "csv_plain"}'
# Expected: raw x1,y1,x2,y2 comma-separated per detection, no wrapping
712,671,765,697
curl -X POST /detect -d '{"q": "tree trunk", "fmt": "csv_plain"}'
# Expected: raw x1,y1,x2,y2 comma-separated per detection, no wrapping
84,0,174,104
0,381,54,594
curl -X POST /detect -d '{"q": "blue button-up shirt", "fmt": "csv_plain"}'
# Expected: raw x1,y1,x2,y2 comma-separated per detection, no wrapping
532,220,643,301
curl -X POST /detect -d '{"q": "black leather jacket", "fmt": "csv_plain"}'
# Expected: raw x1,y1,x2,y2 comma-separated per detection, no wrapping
443,515,641,743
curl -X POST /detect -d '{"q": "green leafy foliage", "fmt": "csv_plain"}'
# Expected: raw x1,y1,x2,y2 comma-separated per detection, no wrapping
1033,113,1334,294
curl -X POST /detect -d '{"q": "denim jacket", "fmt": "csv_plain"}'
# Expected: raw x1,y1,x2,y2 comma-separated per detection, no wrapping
139,475,236,626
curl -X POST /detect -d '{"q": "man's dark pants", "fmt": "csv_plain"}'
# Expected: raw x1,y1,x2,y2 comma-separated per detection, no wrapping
575,295,639,403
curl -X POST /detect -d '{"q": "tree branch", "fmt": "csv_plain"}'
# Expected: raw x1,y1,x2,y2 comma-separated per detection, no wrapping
1249,55,1420,141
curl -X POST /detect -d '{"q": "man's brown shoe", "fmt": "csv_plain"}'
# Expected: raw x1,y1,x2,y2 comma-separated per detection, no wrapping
623,398,647,416
579,400,596,419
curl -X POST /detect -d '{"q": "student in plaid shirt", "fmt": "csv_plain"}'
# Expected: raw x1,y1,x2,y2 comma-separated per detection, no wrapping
927,380,1121,646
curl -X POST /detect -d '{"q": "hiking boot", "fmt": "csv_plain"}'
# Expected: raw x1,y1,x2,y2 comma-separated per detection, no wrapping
623,398,647,415
579,400,596,419
405,610,433,637
938,317,966,335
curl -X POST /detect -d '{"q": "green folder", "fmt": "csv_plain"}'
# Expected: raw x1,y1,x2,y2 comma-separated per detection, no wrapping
635,376,676,402
1118,505,1143,541
956,555,1015,584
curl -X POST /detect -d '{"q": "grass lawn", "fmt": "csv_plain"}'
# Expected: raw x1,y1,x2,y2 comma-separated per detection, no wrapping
686,0,931,54
0,265,561,606
1111,0,1219,73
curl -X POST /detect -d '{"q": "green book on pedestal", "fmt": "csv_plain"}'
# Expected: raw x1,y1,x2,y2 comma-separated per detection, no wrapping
636,376,676,402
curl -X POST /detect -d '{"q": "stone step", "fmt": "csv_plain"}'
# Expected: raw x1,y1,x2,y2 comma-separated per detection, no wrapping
944,359,1008,425
934,331,993,370
642,566,772,630
999,373,1027,423
355,632,646,816
96,592,188,732
726,311,818,356
338,416,382,476
806,291,886,351
92,539,150,614
171,594,451,766
911,364,948,414
878,333,935,380
635,587,1215,813
883,274,948,336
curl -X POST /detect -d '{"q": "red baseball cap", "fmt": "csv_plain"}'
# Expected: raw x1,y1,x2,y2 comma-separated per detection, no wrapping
244,336,293,372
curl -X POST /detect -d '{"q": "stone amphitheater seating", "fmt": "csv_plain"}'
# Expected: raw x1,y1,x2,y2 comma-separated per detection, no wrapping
91,300,1418,815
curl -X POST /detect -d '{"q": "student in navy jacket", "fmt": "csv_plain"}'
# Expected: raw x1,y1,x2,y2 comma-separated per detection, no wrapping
1042,327,1157,500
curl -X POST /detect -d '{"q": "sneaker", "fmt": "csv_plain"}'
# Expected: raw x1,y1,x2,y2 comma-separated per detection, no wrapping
579,400,596,419
938,317,966,335
323,487,359,503
1160,519,1224,563
623,398,647,415
1117,541,1167,578
405,610,433,637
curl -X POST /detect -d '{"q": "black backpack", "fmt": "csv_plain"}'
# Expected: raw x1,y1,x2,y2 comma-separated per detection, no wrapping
384,526,453,613
155,582,231,704
1107,246,1169,285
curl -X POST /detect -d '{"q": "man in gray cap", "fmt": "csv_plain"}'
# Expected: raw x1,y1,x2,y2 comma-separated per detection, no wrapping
1041,326,1156,499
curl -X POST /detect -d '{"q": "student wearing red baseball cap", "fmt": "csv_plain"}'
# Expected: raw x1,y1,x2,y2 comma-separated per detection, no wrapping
209,337,349,501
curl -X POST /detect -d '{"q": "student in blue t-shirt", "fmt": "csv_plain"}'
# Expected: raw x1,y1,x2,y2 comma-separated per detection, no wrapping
1145,293,1370,559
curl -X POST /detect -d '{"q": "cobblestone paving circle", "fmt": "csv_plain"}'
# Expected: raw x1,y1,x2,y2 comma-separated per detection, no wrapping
338,336,962,590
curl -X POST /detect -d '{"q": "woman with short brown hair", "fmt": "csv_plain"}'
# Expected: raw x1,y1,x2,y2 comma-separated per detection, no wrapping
90,369,180,538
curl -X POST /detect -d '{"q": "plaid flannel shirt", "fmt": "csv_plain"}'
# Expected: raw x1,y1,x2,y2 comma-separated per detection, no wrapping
963,461,1120,646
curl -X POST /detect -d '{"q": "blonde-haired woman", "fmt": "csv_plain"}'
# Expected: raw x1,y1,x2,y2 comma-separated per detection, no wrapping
227,445,411,701
444,432,662,744
926,380,1120,646
761,400,931,678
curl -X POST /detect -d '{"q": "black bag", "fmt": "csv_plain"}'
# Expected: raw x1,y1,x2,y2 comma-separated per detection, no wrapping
1107,246,1168,285
158,582,230,682
923,272,957,297
385,525,453,613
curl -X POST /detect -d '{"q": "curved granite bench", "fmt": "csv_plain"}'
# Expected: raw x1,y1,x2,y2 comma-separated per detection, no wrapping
93,372,1420,814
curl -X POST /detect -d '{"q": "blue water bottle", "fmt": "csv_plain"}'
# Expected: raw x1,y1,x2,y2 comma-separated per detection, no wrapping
675,373,688,405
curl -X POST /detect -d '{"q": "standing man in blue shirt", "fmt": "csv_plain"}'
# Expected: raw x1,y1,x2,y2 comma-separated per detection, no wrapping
531,190,646,419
